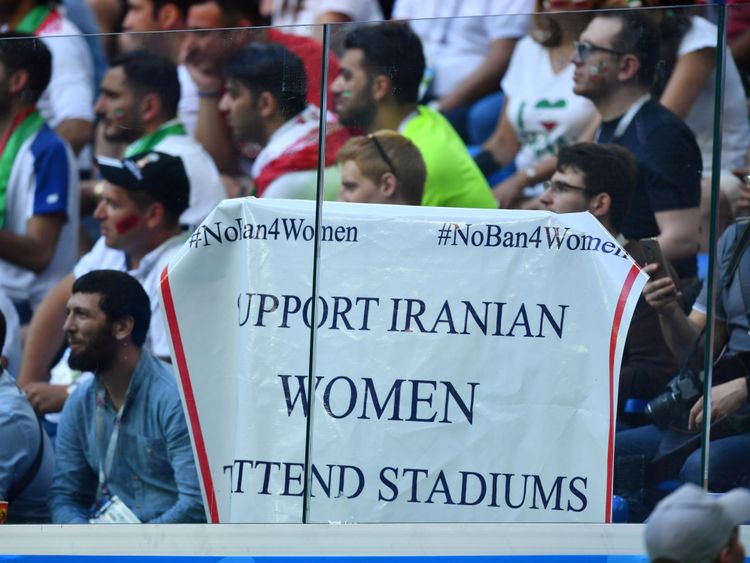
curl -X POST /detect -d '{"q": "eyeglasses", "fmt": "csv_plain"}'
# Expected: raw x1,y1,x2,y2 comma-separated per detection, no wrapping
543,180,590,194
573,40,626,63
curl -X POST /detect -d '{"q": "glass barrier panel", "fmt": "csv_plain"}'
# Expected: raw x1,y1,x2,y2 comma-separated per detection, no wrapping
308,2,726,525
0,19,327,525
697,0,750,512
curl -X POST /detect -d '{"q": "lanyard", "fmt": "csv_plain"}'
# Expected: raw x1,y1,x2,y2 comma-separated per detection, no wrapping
595,94,650,143
124,121,187,158
95,386,126,501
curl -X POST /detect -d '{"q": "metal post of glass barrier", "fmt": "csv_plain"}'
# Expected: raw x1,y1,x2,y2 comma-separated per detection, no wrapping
700,0,727,488
302,22,331,524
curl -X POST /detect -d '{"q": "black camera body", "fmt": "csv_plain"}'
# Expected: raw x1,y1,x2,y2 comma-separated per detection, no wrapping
645,366,703,430
646,352,750,430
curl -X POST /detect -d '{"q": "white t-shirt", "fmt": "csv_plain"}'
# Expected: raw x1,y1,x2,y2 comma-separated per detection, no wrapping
0,126,79,309
151,129,226,227
502,36,596,173
393,0,533,97
37,17,95,126
678,16,750,172
270,0,383,36
177,65,199,138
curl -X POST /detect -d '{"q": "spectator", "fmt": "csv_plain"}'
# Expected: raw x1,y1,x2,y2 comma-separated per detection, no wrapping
260,0,384,57
220,43,348,199
391,0,533,143
0,0,95,155
617,1,749,182
0,33,79,319
539,142,677,424
261,0,384,37
94,50,225,226
332,23,496,210
87,0,127,61
122,0,190,62
120,0,200,134
183,0,340,175
337,130,426,205
616,207,750,520
19,151,189,428
0,309,55,524
573,11,702,281
50,270,204,524
476,0,602,209
616,0,749,250
645,483,750,563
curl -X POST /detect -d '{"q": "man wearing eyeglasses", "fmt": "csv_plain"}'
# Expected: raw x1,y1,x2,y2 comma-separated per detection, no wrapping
540,142,676,425
572,11,702,282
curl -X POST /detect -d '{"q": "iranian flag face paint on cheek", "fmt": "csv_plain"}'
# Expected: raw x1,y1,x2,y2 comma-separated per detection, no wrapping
115,214,140,234
588,60,610,83
109,107,127,122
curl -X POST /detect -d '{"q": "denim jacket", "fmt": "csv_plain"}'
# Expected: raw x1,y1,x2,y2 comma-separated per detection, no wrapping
50,350,205,523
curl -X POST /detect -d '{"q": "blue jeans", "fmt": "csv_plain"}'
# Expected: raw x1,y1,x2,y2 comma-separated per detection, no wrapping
615,424,750,521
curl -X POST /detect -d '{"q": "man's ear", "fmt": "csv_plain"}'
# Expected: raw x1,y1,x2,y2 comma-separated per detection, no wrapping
379,172,398,198
139,92,163,123
143,200,166,229
371,74,390,102
111,315,135,343
257,91,278,118
157,3,181,29
617,54,641,82
8,69,29,97
589,192,612,220
0,355,7,371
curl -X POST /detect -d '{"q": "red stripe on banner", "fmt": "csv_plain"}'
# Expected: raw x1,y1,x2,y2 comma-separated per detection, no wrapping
160,265,220,523
606,263,641,523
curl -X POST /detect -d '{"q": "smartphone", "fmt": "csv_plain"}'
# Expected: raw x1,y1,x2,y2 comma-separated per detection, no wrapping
639,237,673,281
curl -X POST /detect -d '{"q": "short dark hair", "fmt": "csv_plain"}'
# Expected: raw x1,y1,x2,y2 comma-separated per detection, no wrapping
153,0,192,18
110,50,181,119
597,11,661,88
556,142,636,232
225,43,307,120
0,32,51,104
72,270,151,347
344,23,425,105
187,0,266,26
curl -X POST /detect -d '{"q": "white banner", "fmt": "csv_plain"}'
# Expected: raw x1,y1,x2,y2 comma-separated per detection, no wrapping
159,198,646,524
